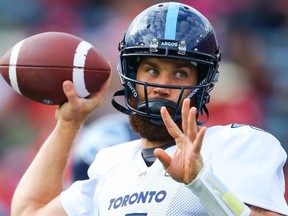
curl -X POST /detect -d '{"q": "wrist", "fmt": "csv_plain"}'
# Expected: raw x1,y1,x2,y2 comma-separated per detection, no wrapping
187,164,251,216
56,119,83,133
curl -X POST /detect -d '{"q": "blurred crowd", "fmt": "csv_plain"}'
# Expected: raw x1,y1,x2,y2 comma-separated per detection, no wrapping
0,0,288,214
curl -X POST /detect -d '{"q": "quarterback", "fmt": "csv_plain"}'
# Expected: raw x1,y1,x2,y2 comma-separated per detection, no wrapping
11,2,288,216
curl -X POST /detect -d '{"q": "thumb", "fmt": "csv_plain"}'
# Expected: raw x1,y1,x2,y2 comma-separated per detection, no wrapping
62,80,80,107
154,148,171,170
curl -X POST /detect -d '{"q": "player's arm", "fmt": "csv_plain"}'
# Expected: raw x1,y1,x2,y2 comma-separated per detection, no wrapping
11,78,111,216
155,98,286,216
185,163,285,216
248,206,286,216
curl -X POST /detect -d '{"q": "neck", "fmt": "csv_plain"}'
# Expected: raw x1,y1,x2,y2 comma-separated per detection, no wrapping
141,138,174,149
141,140,176,167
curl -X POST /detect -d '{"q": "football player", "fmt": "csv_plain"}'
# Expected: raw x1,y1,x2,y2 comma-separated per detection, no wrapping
11,2,288,215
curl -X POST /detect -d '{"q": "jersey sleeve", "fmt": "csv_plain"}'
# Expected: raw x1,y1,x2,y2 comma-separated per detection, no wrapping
203,124,288,215
60,176,103,216
60,140,142,216
60,143,109,216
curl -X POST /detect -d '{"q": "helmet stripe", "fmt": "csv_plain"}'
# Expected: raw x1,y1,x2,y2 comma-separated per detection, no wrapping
164,2,180,40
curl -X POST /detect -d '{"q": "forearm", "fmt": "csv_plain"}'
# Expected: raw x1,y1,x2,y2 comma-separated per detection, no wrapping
187,165,284,216
11,120,81,216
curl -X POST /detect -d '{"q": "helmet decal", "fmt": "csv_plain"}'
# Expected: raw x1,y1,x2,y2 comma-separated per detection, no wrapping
164,3,180,40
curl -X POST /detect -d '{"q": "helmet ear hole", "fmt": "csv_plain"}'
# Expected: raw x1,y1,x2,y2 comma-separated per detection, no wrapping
196,65,209,84
127,57,140,70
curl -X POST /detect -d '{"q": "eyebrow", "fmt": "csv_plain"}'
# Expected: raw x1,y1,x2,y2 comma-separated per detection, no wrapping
141,59,196,70
175,62,196,69
141,59,158,68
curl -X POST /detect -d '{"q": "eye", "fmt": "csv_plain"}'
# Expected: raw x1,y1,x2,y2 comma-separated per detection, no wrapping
148,68,159,76
175,71,187,79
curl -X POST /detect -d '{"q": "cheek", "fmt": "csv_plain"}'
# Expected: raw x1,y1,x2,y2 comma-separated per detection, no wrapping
134,84,144,101
180,89,197,104
135,83,154,98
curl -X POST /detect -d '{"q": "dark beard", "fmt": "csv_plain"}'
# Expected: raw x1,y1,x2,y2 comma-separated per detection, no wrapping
129,114,182,142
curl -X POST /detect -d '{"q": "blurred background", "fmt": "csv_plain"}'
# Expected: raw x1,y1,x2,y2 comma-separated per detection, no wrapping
0,0,287,214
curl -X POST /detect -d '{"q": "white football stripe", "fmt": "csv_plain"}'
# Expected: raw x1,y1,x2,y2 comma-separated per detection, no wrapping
9,39,25,95
73,41,93,97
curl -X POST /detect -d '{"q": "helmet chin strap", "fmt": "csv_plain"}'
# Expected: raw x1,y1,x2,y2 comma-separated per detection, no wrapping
112,90,181,126
112,89,210,126
111,89,135,115
197,104,209,126
137,98,181,126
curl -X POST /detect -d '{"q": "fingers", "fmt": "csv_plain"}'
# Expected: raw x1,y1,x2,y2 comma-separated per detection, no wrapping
160,106,183,139
161,98,199,141
62,74,111,107
187,105,198,142
58,78,110,123
181,98,190,134
154,148,171,170
62,80,80,107
183,98,205,153
193,126,206,154
161,98,206,152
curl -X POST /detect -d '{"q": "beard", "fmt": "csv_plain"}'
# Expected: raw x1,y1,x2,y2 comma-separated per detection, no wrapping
129,114,182,142
129,101,183,142
127,89,196,142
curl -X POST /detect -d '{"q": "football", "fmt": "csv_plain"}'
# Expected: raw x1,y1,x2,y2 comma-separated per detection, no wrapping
0,32,111,105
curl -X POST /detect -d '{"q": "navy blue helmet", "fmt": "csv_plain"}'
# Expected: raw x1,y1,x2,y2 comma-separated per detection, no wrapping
112,2,221,125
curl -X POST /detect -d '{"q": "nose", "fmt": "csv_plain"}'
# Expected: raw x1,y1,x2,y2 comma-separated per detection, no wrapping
153,86,170,97
152,76,171,97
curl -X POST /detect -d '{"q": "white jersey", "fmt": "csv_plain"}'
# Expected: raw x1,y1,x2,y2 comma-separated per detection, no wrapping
61,124,288,215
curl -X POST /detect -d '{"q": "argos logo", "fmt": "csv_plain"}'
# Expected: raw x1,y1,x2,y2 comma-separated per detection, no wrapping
108,190,167,210
160,41,178,47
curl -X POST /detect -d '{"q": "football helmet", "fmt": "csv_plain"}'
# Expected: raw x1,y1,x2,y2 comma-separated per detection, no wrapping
112,2,221,125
